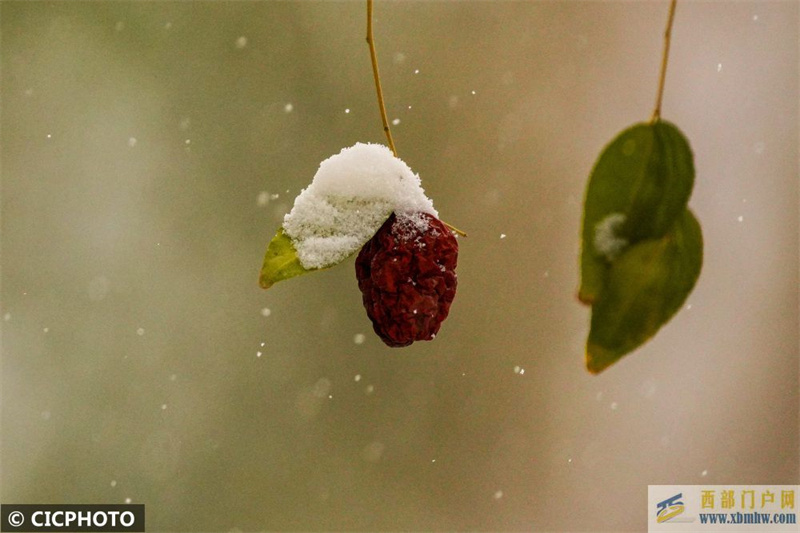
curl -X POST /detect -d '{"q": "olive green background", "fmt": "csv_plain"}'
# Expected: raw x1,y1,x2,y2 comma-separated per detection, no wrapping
2,1,798,531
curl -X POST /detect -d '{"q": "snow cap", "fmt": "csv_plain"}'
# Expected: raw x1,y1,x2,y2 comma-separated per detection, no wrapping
283,143,437,269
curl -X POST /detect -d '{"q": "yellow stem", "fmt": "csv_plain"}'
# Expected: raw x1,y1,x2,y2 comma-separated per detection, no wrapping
444,222,468,238
651,0,678,123
366,0,397,156
365,0,466,238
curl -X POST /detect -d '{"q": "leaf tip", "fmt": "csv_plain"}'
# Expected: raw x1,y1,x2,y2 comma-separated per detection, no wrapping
577,291,594,306
585,343,616,375
258,274,275,290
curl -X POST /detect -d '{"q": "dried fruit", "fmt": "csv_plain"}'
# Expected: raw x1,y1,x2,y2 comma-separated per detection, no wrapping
355,213,458,347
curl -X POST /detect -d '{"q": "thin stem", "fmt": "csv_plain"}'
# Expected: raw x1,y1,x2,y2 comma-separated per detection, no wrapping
651,0,677,123
365,0,466,238
366,0,397,156
444,222,467,238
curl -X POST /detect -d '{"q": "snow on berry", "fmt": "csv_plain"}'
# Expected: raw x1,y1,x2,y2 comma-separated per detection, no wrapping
260,143,460,345
356,212,458,347
282,143,436,270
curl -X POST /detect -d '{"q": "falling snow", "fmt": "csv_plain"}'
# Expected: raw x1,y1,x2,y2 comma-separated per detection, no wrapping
641,379,657,398
260,307,272,317
313,378,332,398
136,328,145,336
353,333,365,344
363,441,385,463
235,36,248,49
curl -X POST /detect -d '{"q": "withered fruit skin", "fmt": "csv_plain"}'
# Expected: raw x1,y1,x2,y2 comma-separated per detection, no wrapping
355,213,458,347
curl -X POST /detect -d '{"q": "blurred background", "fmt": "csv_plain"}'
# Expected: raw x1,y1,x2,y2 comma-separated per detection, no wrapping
2,2,798,531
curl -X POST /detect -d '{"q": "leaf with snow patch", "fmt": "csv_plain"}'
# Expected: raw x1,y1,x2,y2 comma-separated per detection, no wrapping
579,121,694,304
586,208,702,374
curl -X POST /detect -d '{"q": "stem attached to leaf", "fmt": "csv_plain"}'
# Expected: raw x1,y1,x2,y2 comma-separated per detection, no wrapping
444,222,467,238
365,0,467,238
366,0,398,156
651,0,678,123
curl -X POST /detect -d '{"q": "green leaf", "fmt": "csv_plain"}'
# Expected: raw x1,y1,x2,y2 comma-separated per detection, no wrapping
579,121,694,304
259,228,319,289
586,208,703,374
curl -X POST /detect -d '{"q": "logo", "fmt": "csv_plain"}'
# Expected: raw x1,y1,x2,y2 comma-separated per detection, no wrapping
656,493,685,523
6,513,23,528
1,505,144,532
649,485,798,532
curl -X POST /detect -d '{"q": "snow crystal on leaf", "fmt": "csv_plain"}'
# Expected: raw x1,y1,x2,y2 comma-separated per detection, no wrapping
593,213,628,261
283,143,437,269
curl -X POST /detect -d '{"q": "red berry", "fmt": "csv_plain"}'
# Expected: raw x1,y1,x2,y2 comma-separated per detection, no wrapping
355,213,458,347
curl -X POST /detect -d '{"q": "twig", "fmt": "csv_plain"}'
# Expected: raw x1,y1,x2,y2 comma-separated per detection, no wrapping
365,1,466,238
651,0,678,123
444,222,467,238
366,0,397,156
